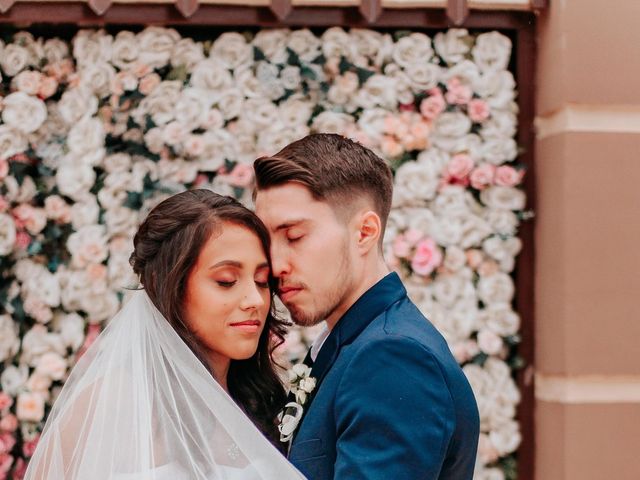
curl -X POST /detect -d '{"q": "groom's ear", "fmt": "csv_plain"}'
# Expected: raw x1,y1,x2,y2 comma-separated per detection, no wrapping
355,210,382,254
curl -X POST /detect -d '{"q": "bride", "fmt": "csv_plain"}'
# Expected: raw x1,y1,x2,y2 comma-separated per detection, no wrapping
25,190,305,479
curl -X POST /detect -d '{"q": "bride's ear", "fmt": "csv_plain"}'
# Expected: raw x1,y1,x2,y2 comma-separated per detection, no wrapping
355,210,382,255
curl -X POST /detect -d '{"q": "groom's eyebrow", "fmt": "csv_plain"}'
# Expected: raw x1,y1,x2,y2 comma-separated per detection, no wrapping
274,219,309,232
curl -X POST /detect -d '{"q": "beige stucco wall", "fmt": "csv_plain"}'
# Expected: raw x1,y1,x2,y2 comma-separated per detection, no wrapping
535,1,640,478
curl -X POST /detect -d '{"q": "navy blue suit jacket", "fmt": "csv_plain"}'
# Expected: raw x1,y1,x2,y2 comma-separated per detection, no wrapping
288,273,479,479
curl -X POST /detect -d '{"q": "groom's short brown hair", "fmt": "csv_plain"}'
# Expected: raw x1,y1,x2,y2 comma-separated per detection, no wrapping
253,134,393,237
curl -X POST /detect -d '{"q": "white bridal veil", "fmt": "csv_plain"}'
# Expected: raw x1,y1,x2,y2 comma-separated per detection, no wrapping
25,290,304,480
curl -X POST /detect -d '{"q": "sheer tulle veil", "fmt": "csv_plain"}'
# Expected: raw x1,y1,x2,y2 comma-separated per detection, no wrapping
24,290,304,479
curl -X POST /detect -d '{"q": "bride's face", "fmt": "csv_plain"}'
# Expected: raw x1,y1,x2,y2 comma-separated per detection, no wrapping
184,222,271,365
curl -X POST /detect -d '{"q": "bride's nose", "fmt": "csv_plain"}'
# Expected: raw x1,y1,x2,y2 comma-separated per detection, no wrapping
239,282,266,311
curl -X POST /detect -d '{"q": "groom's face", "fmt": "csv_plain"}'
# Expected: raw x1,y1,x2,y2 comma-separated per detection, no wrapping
255,183,357,327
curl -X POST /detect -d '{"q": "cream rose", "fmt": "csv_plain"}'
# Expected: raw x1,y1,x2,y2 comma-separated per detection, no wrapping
171,38,205,71
489,420,521,456
110,31,138,70
53,312,86,351
56,163,96,202
79,63,115,98
67,117,106,159
0,214,16,256
481,304,520,337
287,29,322,62
480,138,518,165
16,392,45,423
73,29,113,67
472,31,512,73
0,125,28,160
311,111,355,135
57,86,98,125
355,75,398,110
321,27,356,60
211,32,252,70
66,225,109,269
80,290,120,324
393,33,433,68
35,352,67,381
0,44,30,77
253,29,289,63
393,160,441,206
434,112,472,139
2,92,47,134
70,197,100,230
480,186,526,211
478,272,515,305
434,29,470,65
174,88,212,131
20,324,65,367
44,38,69,63
0,315,19,362
1,365,28,396
136,80,181,126
405,63,442,91
137,27,180,69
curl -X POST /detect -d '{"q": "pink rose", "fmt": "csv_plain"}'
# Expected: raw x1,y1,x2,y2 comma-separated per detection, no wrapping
446,153,475,180
404,228,423,245
383,115,401,135
132,62,152,78
465,249,484,269
38,76,59,99
392,234,411,258
0,197,8,213
14,231,30,250
494,165,524,187
138,73,161,95
225,164,254,188
21,434,40,458
87,263,108,281
0,453,12,474
470,163,496,190
0,434,15,455
0,415,17,433
420,94,446,120
12,205,47,236
380,136,403,158
44,195,71,224
468,99,490,123
12,457,27,479
445,78,472,105
0,395,11,412
410,238,443,276
184,135,205,157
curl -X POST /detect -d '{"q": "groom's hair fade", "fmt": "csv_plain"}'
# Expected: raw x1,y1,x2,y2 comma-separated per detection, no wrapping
253,133,394,243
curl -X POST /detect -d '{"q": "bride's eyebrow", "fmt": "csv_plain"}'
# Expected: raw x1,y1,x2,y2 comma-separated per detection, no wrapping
209,260,242,269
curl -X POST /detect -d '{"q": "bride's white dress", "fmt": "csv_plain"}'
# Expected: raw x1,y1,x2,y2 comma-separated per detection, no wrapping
24,291,304,480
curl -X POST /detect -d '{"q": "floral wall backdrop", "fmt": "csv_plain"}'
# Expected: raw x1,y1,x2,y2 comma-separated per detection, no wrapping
0,27,526,479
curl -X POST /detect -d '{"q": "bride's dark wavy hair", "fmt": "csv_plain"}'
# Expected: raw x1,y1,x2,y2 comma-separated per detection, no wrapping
129,189,288,449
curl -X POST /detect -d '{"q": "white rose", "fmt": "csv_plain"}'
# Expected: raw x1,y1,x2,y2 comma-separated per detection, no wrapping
3,176,36,204
0,315,19,362
105,206,138,237
356,107,388,141
433,186,472,217
474,70,516,109
70,196,100,230
35,352,67,381
434,29,470,65
350,29,388,66
392,33,433,68
22,268,60,307
137,27,180,69
287,29,322,62
81,290,121,323
44,38,70,63
481,111,517,139
489,420,521,455
257,125,307,157
355,75,397,110
444,246,466,272
478,272,515,305
432,273,466,308
480,138,518,165
483,236,522,272
253,29,289,63
480,186,526,211
311,111,355,135
0,214,16,256
199,129,235,172
392,161,441,207
110,31,138,70
20,324,65,367
0,44,29,77
190,58,233,95
434,112,472,139
211,32,252,70
73,29,113,67
136,80,182,126
279,99,313,127
171,38,205,71
79,63,115,98
0,125,28,159
477,328,504,355
462,364,488,399
444,60,481,87
477,467,505,480
243,98,280,130
53,312,86,351
321,27,356,60
103,153,132,174
56,163,96,202
66,224,109,268
175,88,212,131
280,65,301,91
481,304,520,337
472,32,512,73
108,255,137,290
67,117,106,158
12,70,42,95
2,92,47,134
217,88,244,120
405,63,442,91
1,365,28,396
57,86,98,125
16,392,45,423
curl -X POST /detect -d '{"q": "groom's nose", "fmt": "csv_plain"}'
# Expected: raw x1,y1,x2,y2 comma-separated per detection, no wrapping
270,241,291,278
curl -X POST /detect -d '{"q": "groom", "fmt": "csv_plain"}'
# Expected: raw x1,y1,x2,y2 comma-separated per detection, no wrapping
254,134,479,479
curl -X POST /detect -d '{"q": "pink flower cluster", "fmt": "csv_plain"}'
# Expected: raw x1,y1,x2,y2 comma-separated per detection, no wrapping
420,79,491,124
441,154,524,190
12,70,59,100
381,112,431,158
0,394,18,480
391,229,443,277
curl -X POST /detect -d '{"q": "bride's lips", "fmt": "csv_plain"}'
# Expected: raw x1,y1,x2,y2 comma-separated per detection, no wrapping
229,320,262,333
278,287,302,303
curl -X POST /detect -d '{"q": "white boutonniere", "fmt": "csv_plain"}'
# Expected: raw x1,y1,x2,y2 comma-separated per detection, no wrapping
277,363,317,443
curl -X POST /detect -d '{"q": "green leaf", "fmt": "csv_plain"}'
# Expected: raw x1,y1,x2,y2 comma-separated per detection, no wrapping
253,46,266,62
124,191,143,210
166,65,188,83
27,240,42,256
355,67,375,86
286,47,301,66
338,56,352,75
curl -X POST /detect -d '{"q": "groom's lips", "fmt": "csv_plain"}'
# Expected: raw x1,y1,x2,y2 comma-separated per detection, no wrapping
278,287,302,303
